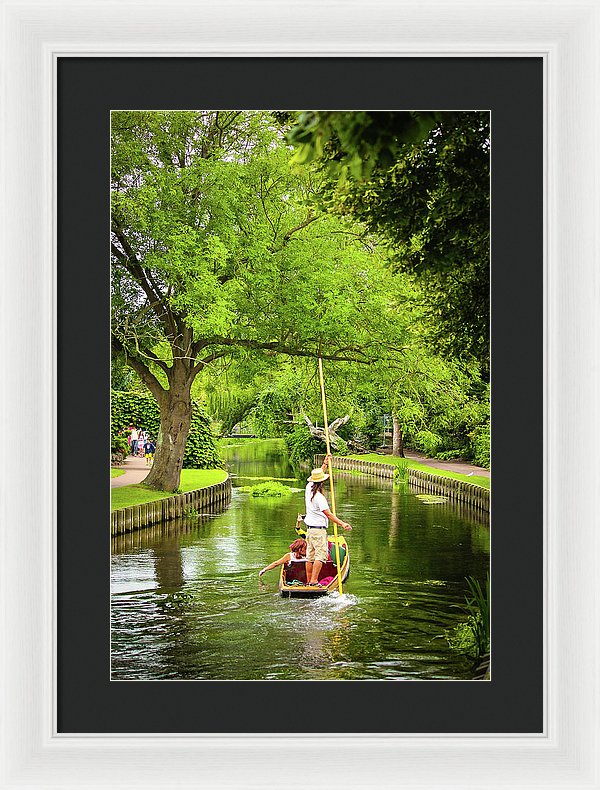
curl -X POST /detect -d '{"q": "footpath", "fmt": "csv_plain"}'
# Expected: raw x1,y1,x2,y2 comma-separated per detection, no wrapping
111,455,151,488
402,449,490,479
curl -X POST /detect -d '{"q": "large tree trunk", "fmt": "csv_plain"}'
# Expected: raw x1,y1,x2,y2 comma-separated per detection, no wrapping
392,413,405,457
143,367,193,492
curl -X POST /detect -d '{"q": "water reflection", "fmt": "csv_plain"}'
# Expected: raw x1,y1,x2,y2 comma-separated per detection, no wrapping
111,440,489,680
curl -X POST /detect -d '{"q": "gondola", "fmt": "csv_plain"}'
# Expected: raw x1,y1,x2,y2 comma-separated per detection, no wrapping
279,534,350,598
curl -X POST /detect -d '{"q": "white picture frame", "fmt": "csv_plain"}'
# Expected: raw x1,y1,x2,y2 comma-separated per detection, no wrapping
1,1,598,787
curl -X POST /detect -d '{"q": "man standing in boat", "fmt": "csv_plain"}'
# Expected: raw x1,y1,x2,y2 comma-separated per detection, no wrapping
304,454,352,586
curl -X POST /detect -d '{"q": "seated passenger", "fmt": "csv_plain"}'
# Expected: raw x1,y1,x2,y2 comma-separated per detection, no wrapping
258,539,307,578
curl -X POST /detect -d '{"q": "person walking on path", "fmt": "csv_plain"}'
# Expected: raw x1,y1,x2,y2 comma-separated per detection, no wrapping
129,426,139,457
144,436,156,466
137,429,147,457
304,454,352,586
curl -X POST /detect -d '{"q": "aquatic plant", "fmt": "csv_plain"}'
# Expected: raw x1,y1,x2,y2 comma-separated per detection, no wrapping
416,494,449,504
243,481,295,498
393,458,409,483
446,574,490,662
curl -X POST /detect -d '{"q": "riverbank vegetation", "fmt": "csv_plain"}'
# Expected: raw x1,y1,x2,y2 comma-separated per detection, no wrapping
111,469,228,510
112,111,489,487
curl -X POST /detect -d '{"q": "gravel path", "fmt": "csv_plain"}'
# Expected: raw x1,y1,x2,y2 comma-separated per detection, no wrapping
111,455,151,488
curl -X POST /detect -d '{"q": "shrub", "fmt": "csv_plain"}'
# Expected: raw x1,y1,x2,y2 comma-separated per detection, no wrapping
111,435,129,456
469,422,490,468
111,390,221,469
111,389,160,444
332,436,349,456
183,407,222,469
436,449,465,461
412,429,443,456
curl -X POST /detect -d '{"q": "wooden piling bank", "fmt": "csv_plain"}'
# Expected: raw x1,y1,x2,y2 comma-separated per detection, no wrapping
314,455,489,514
111,476,232,536
315,454,395,478
408,469,489,513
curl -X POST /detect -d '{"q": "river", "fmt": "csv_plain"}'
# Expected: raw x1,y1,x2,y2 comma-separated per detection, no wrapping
111,439,489,680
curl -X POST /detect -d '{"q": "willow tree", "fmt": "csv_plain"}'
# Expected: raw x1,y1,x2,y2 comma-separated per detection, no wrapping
111,111,398,491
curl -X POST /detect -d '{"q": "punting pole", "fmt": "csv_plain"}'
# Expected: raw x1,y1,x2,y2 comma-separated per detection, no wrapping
318,357,343,595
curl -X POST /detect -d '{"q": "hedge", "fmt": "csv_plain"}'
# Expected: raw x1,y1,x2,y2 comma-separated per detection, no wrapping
111,390,221,469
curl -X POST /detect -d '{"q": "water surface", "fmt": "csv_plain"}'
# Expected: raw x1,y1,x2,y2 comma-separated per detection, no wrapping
111,439,489,680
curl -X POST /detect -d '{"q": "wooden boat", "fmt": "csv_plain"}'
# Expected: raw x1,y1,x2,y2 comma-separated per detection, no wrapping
279,534,350,598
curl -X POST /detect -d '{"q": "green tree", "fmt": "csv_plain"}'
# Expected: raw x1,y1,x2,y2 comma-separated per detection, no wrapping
272,290,490,466
111,111,402,490
286,111,490,375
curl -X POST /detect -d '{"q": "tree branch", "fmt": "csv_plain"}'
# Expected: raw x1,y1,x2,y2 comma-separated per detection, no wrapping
283,214,319,242
111,225,177,339
141,348,171,374
300,411,350,450
198,336,371,364
259,175,277,239
328,414,350,433
112,335,167,405
192,349,229,376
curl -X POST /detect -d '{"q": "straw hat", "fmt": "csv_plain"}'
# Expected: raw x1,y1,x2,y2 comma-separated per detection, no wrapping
307,468,329,483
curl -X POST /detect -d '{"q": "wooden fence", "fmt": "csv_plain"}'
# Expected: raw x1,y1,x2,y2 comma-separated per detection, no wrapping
111,476,232,536
314,455,489,513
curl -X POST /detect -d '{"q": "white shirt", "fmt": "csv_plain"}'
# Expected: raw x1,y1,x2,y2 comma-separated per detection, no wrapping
130,429,139,441
287,552,306,565
304,483,329,527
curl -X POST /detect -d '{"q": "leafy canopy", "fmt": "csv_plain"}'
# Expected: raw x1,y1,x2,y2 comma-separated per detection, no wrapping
112,110,406,382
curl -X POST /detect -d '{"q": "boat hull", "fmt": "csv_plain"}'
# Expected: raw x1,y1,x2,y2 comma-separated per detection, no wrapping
279,535,350,598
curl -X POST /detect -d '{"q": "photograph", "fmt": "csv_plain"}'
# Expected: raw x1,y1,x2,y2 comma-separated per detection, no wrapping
110,109,491,681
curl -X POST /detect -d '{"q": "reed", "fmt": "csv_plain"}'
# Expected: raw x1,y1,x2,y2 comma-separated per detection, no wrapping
446,573,490,662
393,458,409,483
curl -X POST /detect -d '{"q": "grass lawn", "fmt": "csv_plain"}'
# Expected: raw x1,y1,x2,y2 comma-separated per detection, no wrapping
344,452,491,490
111,468,125,479
111,468,229,511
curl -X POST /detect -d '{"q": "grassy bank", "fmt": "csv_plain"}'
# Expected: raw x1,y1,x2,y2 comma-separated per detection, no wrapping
344,452,490,490
216,437,268,449
111,468,125,479
111,468,229,511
